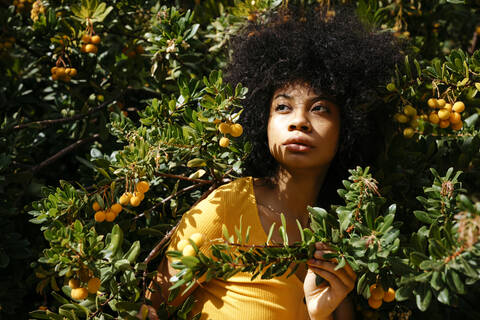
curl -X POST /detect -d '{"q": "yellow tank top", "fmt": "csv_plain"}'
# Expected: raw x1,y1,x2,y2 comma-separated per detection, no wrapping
166,177,310,320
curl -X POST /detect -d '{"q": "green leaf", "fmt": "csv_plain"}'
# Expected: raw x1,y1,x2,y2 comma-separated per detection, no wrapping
266,222,276,244
415,286,432,311
414,210,436,224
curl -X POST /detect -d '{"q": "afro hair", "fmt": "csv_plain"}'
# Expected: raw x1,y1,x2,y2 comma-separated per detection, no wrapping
224,5,405,207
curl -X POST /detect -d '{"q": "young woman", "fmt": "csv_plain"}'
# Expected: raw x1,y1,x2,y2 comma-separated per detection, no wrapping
147,5,403,319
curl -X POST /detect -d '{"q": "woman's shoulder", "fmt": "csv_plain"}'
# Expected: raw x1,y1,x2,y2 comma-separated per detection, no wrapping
202,176,254,209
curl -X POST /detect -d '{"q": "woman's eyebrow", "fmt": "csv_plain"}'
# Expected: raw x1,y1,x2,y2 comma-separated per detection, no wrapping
273,93,335,103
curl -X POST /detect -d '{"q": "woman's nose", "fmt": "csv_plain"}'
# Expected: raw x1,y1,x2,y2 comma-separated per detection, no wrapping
288,111,311,132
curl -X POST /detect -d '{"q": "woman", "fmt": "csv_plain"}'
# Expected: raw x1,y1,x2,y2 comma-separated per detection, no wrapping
147,4,403,319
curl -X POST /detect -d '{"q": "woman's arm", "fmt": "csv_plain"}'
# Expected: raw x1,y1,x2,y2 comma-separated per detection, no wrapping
303,242,357,320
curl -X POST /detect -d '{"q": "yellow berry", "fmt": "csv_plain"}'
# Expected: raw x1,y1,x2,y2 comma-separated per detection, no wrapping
219,137,230,148
403,127,415,138
105,210,116,222
130,196,141,207
111,203,122,215
437,108,450,120
119,192,132,206
444,103,452,112
218,123,231,134
90,35,101,44
439,120,450,128
429,112,440,124
383,288,395,302
94,211,106,222
403,105,417,117
68,279,80,289
182,244,196,257
87,277,101,294
427,98,439,108
136,181,150,193
92,201,101,211
437,99,446,108
177,239,189,251
71,287,88,300
190,233,205,247
452,101,465,113
230,123,243,137
67,68,77,77
394,113,409,124
449,112,461,124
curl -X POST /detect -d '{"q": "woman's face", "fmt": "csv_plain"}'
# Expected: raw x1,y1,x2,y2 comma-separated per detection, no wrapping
267,81,341,174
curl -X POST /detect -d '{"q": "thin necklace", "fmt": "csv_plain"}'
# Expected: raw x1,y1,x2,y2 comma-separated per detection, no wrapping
257,203,310,227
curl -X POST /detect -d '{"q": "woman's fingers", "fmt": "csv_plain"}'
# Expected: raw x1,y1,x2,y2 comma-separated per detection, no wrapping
307,259,356,291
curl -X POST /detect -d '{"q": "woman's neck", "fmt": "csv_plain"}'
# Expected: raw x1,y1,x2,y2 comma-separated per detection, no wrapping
257,166,328,226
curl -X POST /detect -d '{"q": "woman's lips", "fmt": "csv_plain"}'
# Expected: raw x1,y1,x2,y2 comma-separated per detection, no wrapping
284,143,313,152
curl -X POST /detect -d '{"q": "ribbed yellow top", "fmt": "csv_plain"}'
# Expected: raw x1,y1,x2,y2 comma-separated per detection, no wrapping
167,177,310,320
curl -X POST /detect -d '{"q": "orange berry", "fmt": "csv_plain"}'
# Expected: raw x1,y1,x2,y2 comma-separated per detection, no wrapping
403,127,415,138
94,211,106,222
383,288,395,302
230,123,243,137
85,44,98,54
219,137,230,148
135,45,145,54
68,279,80,289
81,34,91,43
67,68,77,76
439,120,450,128
51,66,58,74
452,101,465,113
92,201,101,211
51,74,59,81
218,123,231,134
136,181,150,193
444,103,452,112
394,114,409,123
451,121,463,131
90,35,101,44
369,284,385,300
71,287,88,300
111,203,122,215
449,112,461,124
87,277,101,294
368,297,383,309
56,67,66,78
105,210,116,222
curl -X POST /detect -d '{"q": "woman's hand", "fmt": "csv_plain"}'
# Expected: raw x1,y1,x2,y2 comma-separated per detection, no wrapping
303,242,357,320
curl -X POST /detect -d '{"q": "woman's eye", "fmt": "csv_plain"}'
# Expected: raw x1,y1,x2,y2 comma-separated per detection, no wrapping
311,105,329,113
275,104,290,112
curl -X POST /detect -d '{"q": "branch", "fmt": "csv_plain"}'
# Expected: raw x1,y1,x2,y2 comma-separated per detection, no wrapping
31,134,100,173
155,172,213,185
12,98,117,131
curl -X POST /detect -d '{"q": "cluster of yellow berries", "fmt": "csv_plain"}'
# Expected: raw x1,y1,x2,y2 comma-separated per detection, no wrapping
93,181,149,222
51,66,77,82
218,122,243,148
30,0,45,22
13,0,34,12
93,201,122,223
394,105,419,138
122,44,145,58
68,276,101,300
367,284,395,309
177,233,205,257
0,37,15,51
80,34,101,54
427,98,464,131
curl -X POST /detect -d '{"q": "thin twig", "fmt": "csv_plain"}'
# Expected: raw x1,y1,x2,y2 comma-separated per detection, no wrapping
12,98,117,131
134,183,204,221
31,134,100,173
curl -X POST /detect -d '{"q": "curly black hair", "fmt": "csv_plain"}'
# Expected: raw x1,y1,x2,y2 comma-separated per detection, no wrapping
224,5,405,207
